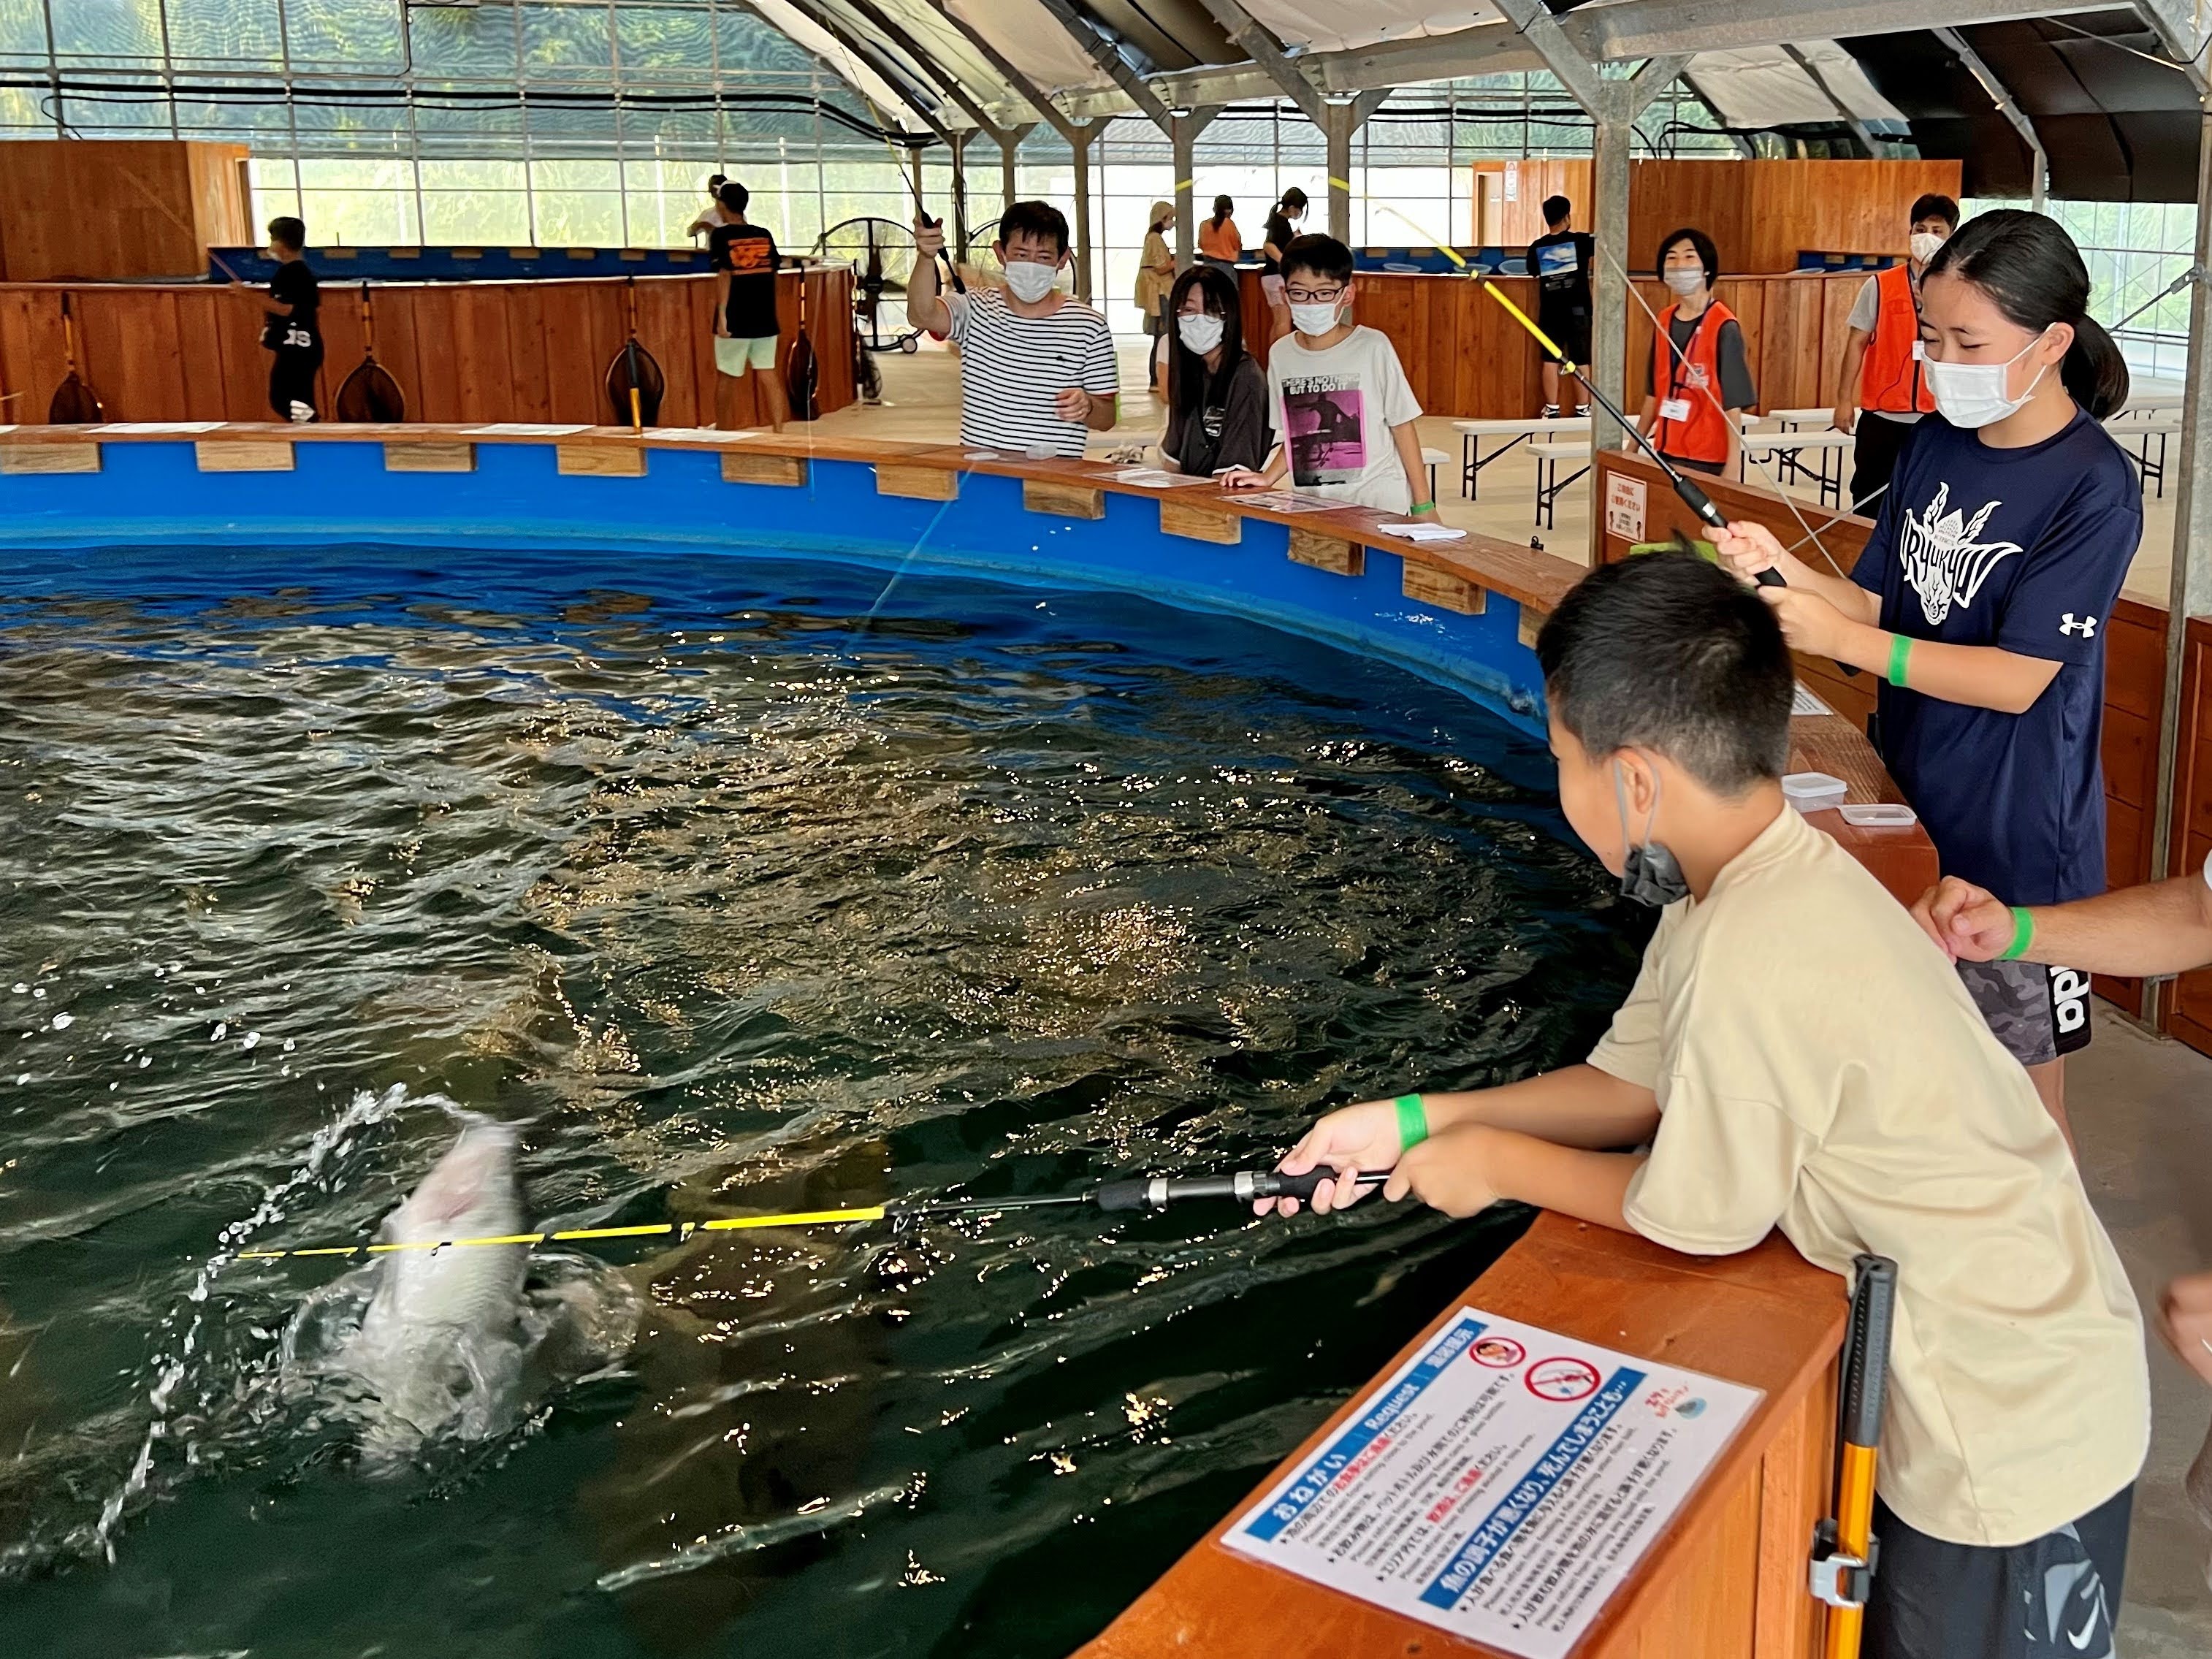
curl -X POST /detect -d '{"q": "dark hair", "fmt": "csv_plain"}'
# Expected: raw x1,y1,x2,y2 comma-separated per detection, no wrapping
1210,194,1232,228
1166,264,1246,420
1924,209,2129,419
1541,194,1571,227
996,199,1070,255
1280,186,1308,214
1280,232,1353,286
267,216,306,252
716,180,750,214
1909,192,1960,230
1536,552,1792,793
706,172,728,192
1655,226,1719,287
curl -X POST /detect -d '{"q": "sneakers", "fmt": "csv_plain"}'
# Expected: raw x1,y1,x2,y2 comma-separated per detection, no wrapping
1540,404,1560,418
1575,403,1592,417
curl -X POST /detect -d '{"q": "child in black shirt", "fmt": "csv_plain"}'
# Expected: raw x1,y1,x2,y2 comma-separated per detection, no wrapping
707,181,789,432
234,216,322,422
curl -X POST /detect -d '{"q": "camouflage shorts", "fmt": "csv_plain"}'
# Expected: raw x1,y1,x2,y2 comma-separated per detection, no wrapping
1956,958,2093,1067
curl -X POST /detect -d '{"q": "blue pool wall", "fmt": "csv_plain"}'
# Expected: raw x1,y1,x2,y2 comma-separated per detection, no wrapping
0,439,1550,738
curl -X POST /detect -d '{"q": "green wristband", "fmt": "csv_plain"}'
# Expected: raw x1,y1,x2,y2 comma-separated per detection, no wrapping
1887,633,1912,688
1409,500,1435,514
2001,906,2034,962
1395,1093,1428,1151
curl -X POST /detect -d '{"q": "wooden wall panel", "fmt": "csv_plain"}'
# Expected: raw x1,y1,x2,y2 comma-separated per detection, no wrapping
449,284,515,422
506,284,552,424
0,140,250,281
1625,159,1965,273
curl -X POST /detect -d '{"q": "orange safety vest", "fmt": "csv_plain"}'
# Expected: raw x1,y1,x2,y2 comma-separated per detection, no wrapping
1650,299,1738,466
1861,262,1934,415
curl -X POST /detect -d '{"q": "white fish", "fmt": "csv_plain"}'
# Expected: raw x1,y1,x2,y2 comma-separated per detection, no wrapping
340,1116,530,1452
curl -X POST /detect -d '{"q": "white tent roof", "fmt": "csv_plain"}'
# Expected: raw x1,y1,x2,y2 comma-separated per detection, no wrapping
945,0,1117,98
1240,1,1501,57
1693,43,1909,130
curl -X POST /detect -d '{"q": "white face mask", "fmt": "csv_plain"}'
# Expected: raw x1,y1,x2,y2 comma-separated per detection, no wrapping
1925,327,2055,429
1002,259,1061,303
1662,267,1705,297
1289,300,1343,337
1909,230,1947,265
1177,312,1225,354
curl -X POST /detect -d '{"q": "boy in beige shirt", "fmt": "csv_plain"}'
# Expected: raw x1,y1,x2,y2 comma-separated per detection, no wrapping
1263,552,2147,1658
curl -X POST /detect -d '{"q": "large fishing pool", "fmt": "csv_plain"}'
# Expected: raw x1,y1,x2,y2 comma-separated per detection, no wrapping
0,543,1640,1658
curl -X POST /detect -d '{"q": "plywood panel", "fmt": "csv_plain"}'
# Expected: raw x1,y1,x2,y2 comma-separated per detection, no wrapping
449,283,515,422
408,286,463,425
0,140,249,281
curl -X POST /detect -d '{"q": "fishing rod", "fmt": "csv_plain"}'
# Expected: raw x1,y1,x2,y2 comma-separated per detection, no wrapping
1481,281,1780,587
232,1167,1391,1262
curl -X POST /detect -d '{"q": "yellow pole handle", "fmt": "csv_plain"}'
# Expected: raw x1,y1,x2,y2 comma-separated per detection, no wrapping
1481,280,1575,371
1823,1440,1880,1659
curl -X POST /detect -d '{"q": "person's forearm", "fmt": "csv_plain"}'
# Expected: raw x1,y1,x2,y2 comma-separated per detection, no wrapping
1083,393,1118,432
1788,565,1879,622
1482,1131,1644,1232
2022,872,2212,976
1835,337,1869,408
1826,622,2059,714
1392,422,1430,510
906,258,947,333
1419,1064,1660,1149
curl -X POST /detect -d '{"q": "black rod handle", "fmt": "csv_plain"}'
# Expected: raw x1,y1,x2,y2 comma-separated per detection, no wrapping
1841,1254,1898,1448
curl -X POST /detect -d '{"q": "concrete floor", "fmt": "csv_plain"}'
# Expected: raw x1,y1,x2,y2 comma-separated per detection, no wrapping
815,339,2212,1651
2075,1006,2212,1656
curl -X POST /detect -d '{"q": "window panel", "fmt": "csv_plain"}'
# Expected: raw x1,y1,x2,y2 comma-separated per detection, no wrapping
615,4,712,75
422,186,528,243
407,6,515,76
531,189,622,245
166,0,283,64
51,0,163,61
0,0,45,57
519,4,612,77
285,0,403,67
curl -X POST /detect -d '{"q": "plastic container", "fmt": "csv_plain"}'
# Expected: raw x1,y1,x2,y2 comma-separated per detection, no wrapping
1838,801,1918,828
1781,771,1847,815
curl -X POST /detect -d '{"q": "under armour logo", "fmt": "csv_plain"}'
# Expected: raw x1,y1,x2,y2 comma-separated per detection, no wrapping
2060,614,2098,638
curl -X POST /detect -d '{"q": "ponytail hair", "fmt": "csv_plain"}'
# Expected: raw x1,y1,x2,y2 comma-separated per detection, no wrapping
1924,209,2129,419
1210,194,1232,228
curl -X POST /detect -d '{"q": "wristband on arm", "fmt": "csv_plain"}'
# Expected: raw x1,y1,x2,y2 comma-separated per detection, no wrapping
1409,500,1435,514
1887,634,1912,688
1395,1093,1429,1151
2000,907,2034,962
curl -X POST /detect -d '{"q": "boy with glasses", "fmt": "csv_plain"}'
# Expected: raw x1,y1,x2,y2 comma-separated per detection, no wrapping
1220,234,1437,519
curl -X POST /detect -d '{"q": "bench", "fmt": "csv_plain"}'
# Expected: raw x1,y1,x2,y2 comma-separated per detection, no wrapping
1453,415,1587,500
1739,430,1857,508
2108,413,2182,497
1529,438,1593,530
1420,445,1449,503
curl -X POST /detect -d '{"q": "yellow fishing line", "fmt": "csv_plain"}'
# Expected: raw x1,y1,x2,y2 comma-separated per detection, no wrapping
1481,281,1571,366
235,1208,890,1262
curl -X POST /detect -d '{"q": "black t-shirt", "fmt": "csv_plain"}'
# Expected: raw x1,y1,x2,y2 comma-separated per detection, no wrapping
709,222,782,339
1852,410,2142,904
1528,229,1593,319
1261,211,1297,275
1162,354,1270,478
264,259,320,353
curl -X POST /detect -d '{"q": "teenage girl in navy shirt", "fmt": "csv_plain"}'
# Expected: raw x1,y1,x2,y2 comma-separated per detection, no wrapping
1715,210,2142,1148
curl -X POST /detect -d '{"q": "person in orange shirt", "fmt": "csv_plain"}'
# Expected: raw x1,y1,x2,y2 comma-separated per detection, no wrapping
1834,193,1961,510
1198,195,1241,278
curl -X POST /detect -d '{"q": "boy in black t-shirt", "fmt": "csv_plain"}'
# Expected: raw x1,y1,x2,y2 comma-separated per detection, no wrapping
707,182,790,432
233,216,322,422
1526,194,1593,418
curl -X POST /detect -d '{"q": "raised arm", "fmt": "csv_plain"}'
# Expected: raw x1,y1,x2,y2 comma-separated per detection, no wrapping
906,217,950,336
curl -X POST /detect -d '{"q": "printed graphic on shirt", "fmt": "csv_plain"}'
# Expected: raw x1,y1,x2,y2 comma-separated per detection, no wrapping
1282,375,1365,487
1536,242,1582,279
280,323,313,350
1897,482,2025,626
722,237,775,275
2059,613,2098,638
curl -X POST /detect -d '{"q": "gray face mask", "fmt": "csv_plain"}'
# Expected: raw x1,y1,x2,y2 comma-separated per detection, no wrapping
1614,762,1689,908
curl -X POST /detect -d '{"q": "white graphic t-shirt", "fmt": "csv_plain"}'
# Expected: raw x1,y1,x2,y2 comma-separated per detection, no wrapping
1264,325,1422,513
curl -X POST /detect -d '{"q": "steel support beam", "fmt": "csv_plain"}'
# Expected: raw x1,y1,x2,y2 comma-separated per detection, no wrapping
839,0,1028,145
1193,0,1327,126
1146,0,2121,110
1780,45,1882,156
1026,0,1175,129
1320,90,1391,245
1069,120,1097,302
2146,86,2212,1023
775,0,950,141
1170,106,1221,264
928,1,1081,141
1934,27,2046,209
2137,0,2212,91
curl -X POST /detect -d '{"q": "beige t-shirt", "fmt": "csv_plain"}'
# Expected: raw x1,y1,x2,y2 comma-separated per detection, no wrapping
1590,804,2146,1547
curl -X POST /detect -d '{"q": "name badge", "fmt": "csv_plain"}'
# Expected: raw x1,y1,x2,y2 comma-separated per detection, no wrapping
1911,340,1926,360
1658,397,1692,422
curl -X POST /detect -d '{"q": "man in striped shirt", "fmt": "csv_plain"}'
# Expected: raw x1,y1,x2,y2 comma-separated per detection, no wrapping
909,202,1120,457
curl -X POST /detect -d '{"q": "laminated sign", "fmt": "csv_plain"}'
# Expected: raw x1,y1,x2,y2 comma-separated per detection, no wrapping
1224,1308,1760,1658
1605,474,1647,541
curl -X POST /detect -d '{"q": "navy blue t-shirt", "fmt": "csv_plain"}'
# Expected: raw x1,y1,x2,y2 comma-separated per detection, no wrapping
1852,409,2140,905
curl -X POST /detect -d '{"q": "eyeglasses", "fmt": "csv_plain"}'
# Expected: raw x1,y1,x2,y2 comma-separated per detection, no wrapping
1284,285,1345,304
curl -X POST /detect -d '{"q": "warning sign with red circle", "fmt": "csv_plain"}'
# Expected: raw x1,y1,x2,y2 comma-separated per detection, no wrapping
1469,1336,1525,1369
1525,1356,1601,1403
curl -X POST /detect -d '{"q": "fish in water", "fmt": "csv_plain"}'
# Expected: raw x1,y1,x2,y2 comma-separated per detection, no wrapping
337,1115,532,1452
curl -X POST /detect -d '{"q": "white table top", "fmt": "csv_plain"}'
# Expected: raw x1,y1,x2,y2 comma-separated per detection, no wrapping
1742,430,1857,452
1453,416,1589,435
1529,438,1594,456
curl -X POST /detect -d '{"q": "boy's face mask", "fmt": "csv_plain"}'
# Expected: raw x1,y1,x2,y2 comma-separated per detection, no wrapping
1614,760,1689,907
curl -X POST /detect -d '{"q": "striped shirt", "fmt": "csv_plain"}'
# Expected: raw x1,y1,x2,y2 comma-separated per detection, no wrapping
944,287,1119,457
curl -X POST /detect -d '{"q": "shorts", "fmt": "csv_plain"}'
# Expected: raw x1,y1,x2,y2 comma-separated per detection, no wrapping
1142,310,1164,337
1864,1483,2131,1659
268,345,322,423
716,333,779,375
1957,957,2093,1067
1538,310,1591,365
1260,272,1286,305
